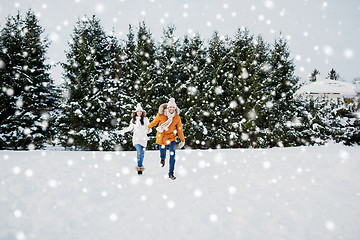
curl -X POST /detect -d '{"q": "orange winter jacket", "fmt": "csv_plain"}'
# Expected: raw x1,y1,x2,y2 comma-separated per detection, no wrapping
148,103,185,145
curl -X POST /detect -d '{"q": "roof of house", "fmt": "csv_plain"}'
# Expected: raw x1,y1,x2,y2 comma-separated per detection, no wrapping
296,75,357,98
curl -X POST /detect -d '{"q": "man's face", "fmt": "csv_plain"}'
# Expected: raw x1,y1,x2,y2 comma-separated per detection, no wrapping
168,106,175,114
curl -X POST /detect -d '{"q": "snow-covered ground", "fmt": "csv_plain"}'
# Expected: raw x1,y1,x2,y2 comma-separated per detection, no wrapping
1,144,359,240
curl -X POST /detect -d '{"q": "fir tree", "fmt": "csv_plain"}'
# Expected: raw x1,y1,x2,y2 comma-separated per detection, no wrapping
127,22,158,148
206,31,237,148
114,26,138,150
265,34,304,147
121,25,137,98
342,113,360,146
179,33,208,148
300,96,359,146
58,16,125,150
327,68,340,80
157,25,182,100
303,97,335,144
228,28,263,148
0,10,57,150
310,69,320,82
133,22,158,110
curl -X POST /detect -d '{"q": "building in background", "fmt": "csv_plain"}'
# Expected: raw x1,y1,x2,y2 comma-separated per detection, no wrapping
296,75,357,103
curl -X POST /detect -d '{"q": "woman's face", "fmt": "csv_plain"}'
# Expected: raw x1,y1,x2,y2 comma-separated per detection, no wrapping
137,111,142,117
168,106,175,114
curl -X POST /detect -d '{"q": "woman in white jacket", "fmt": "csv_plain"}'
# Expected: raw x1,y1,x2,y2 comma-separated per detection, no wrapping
119,103,151,175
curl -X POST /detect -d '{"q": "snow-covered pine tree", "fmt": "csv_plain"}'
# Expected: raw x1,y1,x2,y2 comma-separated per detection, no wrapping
114,25,137,150
327,68,340,80
310,69,320,82
0,13,24,149
202,31,235,148
133,22,158,110
341,105,360,145
121,25,137,101
300,95,359,146
324,98,358,144
156,25,182,102
228,31,274,148
126,22,158,149
223,32,271,148
302,97,335,144
265,34,306,147
244,36,272,147
250,35,277,148
0,10,58,150
102,33,133,150
58,16,125,150
178,33,207,148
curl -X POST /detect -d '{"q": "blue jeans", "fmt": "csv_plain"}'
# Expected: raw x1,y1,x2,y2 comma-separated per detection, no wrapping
134,144,145,167
159,141,176,175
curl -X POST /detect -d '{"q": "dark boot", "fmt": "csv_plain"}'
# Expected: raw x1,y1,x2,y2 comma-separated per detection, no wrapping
160,160,165,167
135,166,145,175
169,174,176,180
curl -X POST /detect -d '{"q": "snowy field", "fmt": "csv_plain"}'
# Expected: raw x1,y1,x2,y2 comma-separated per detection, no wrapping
1,144,360,240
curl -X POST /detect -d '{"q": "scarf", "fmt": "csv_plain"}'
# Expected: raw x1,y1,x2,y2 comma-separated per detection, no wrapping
156,109,176,133
135,116,142,128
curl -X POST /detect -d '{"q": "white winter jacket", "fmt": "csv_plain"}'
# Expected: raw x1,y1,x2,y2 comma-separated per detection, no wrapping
119,117,150,147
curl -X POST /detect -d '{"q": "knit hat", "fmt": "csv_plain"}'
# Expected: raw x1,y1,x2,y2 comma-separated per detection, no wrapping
135,103,144,112
167,98,177,108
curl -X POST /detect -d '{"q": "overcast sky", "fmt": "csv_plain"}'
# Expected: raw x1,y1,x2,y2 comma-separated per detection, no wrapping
1,0,359,84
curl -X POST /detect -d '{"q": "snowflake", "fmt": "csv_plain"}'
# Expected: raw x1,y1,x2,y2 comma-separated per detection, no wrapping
325,220,336,231
344,49,354,59
48,179,59,188
215,86,223,95
109,213,118,222
194,189,202,197
0,60,6,69
323,45,334,56
122,167,130,175
264,0,275,9
145,178,153,186
95,4,105,13
263,161,271,169
14,210,22,218
167,201,175,209
209,214,218,222
13,166,21,174
229,101,238,108
25,169,33,177
228,186,236,195
15,232,26,240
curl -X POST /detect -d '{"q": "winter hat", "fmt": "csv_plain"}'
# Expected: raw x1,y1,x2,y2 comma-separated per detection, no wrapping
135,103,144,112
167,98,177,108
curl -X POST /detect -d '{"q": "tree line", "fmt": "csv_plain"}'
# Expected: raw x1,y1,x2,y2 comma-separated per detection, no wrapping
1,10,358,150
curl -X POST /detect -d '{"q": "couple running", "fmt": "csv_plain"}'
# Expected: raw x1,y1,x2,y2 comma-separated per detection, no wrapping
118,98,185,180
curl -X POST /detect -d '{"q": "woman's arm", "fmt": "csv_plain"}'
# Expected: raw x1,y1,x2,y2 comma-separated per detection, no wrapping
118,121,134,135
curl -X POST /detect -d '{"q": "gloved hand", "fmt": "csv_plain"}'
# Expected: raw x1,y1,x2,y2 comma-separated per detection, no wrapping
179,141,185,149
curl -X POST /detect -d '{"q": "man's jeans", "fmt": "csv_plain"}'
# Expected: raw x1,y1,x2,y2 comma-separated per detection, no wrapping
159,141,176,175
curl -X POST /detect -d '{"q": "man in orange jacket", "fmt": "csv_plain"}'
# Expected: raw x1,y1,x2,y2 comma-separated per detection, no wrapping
148,98,185,180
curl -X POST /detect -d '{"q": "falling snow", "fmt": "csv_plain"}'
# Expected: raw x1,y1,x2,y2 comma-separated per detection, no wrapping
0,0,360,239
0,0,358,83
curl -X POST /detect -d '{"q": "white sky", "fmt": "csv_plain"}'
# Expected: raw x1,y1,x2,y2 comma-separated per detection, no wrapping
1,0,359,85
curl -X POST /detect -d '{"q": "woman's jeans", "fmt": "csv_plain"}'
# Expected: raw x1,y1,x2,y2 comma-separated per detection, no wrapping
134,144,145,167
159,141,176,175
